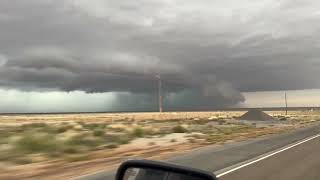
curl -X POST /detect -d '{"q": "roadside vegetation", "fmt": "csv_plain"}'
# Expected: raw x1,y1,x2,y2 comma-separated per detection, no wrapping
0,110,319,179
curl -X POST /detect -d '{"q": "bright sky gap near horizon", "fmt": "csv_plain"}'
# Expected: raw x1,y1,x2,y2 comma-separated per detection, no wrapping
1,0,320,113
0,89,319,113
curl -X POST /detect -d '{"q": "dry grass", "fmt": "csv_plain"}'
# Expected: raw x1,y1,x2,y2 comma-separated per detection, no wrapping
0,110,319,179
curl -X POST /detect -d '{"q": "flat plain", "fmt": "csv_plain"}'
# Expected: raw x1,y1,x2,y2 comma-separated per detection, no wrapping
0,110,318,179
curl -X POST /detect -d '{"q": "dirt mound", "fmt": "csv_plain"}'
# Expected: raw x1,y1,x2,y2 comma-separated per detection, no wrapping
239,109,275,121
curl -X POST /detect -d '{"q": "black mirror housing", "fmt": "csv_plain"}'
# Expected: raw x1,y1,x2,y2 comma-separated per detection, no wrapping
116,160,218,180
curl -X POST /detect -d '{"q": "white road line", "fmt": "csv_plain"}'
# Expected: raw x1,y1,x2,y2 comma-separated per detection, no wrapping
216,133,320,178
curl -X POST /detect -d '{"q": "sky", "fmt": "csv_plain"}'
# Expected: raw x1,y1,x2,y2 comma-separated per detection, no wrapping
242,89,320,108
0,0,320,112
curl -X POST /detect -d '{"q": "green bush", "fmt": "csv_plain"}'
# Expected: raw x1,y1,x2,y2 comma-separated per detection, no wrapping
22,123,47,129
14,134,58,153
106,144,119,149
0,151,18,161
63,147,79,154
93,130,105,137
119,136,131,144
104,134,118,142
81,123,106,131
197,119,210,125
206,134,224,143
48,151,63,158
56,125,73,133
132,127,145,137
66,135,100,148
104,134,131,144
172,125,188,133
13,157,33,165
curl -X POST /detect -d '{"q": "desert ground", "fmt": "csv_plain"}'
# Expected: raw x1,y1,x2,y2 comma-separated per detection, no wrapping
0,110,319,179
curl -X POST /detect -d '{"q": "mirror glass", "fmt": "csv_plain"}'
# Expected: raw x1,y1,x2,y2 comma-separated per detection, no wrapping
123,167,207,180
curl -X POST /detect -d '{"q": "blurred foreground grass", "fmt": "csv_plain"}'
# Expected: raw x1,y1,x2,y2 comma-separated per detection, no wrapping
0,111,319,166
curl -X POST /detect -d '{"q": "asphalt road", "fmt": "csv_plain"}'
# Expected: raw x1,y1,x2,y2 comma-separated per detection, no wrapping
76,123,320,180
219,134,320,180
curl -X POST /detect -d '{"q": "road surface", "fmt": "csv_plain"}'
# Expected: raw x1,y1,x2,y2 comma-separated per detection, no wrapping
76,123,320,180
219,134,320,180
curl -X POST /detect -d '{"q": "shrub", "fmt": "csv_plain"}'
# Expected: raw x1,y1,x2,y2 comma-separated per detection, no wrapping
106,144,119,149
188,138,196,143
82,123,107,131
132,127,145,137
104,134,118,142
118,136,131,144
197,119,209,125
223,130,232,135
0,151,17,161
48,151,62,158
207,124,213,128
279,117,287,121
105,134,132,144
170,139,177,142
109,127,125,132
93,130,105,137
172,125,188,133
13,157,33,165
63,147,79,154
218,119,226,125
66,135,100,148
22,123,47,129
206,134,224,143
56,125,73,133
14,134,58,153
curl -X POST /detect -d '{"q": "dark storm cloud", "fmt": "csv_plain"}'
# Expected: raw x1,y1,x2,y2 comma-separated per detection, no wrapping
1,0,320,109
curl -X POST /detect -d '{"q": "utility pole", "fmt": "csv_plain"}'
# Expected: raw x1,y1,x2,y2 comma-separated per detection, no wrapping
156,75,163,113
285,92,288,116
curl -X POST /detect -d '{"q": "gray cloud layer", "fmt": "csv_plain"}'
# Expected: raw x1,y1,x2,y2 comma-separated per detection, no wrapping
1,0,320,110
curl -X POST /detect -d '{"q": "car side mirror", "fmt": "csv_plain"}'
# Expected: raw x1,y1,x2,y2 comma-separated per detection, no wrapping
116,160,218,180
